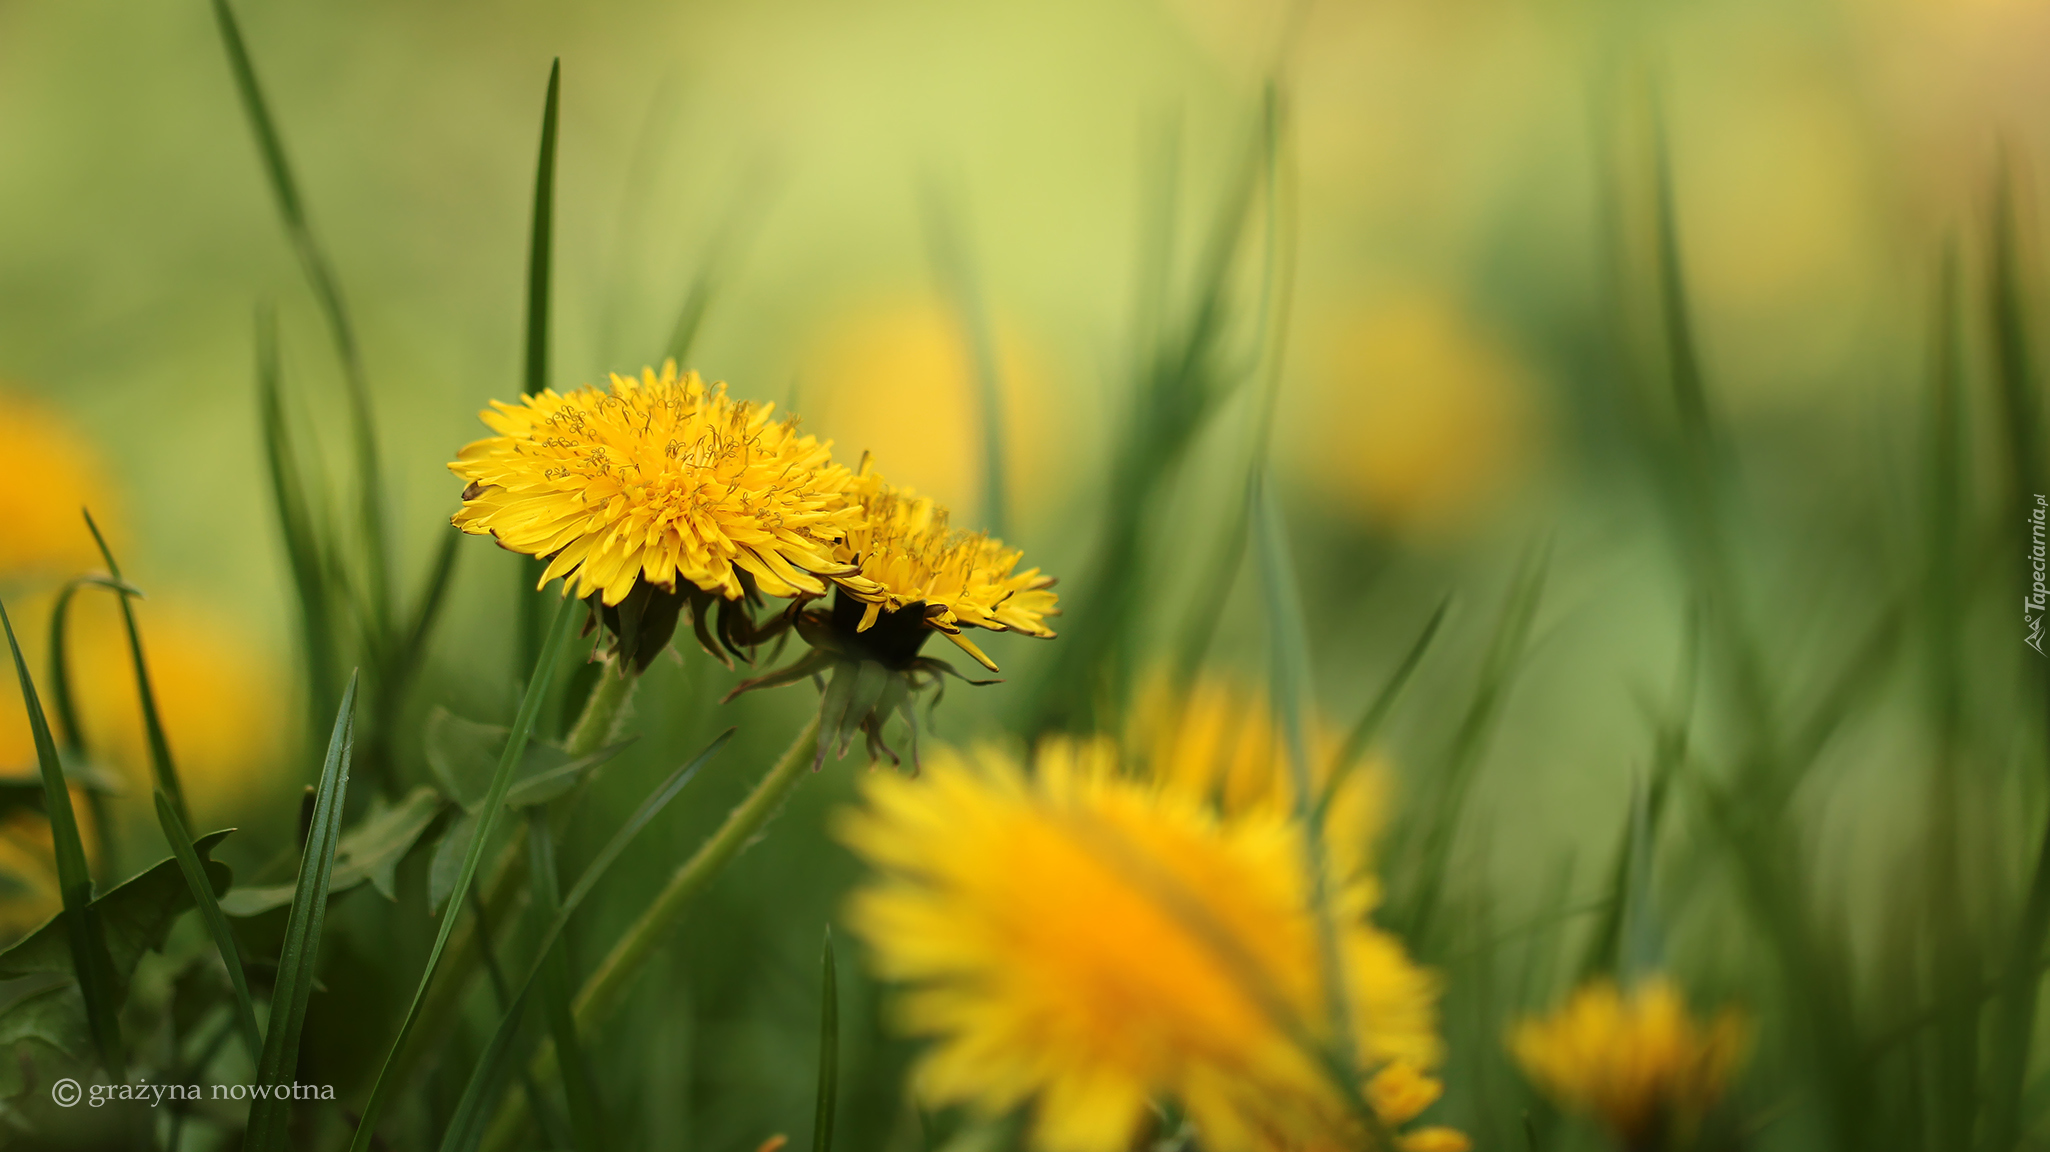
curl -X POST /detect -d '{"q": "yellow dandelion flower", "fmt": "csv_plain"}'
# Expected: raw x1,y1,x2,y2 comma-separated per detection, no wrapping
825,457,1057,673
838,738,1453,1152
0,393,120,579
1510,977,1750,1150
450,362,868,619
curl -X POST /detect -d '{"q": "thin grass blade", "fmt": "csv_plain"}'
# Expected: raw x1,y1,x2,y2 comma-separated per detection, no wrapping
155,790,261,1064
438,729,734,1151
243,669,358,1152
346,596,581,1152
256,306,342,738
922,181,1008,537
523,59,561,398
811,927,840,1152
83,509,191,829
210,0,391,638
0,598,123,1077
1316,594,1451,824
527,810,604,1150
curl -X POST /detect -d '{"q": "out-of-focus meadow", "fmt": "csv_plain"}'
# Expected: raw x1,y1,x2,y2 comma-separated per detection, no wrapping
2,0,2048,1149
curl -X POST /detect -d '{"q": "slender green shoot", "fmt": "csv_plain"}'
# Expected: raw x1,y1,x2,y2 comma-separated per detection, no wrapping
812,927,840,1152
922,179,1009,538
211,0,391,637
1315,594,1452,825
256,305,342,744
155,790,262,1064
82,509,191,831
1,596,124,1077
243,670,359,1152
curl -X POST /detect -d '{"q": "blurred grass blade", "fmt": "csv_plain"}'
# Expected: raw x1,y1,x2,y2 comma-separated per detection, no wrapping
922,179,1008,537
257,306,342,739
527,811,604,1151
1399,541,1549,946
244,670,358,1152
811,927,840,1152
83,509,192,831
1250,472,1355,1074
663,170,775,368
347,595,580,1152
449,729,735,1151
211,0,391,638
523,59,560,397
44,576,133,756
1984,155,2050,1152
155,790,262,1064
1316,594,1451,824
1,597,124,1077
438,983,534,1152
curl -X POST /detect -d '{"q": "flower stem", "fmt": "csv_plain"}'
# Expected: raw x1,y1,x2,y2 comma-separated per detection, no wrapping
566,661,637,756
478,712,823,1152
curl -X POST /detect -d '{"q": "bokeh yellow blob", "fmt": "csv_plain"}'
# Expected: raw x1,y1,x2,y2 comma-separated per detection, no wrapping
798,296,1058,531
0,394,118,577
1293,295,1539,534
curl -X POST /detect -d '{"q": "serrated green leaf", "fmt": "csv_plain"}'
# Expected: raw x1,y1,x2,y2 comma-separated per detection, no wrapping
220,786,445,916
0,830,233,987
0,982,90,1063
427,810,479,918
427,706,635,815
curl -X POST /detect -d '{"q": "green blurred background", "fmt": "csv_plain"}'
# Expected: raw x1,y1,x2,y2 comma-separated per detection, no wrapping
3,0,2048,1147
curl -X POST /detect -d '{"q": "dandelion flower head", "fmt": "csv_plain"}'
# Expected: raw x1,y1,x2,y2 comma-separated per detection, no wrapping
1511,976,1750,1149
450,363,866,605
838,738,1454,1152
827,458,1057,672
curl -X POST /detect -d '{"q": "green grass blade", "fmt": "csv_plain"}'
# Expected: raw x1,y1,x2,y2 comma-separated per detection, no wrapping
922,181,1008,537
523,59,560,397
211,0,391,640
811,927,840,1152
154,790,261,1065
437,981,534,1152
256,305,342,740
346,595,581,1152
663,166,777,368
0,597,124,1077
82,508,192,830
526,810,604,1150
1315,594,1451,824
1983,155,2050,1152
1398,541,1549,946
443,729,734,1151
243,669,358,1152
1250,473,1356,1075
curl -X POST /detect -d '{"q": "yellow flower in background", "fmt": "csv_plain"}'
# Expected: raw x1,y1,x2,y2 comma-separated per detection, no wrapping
450,362,868,606
827,457,1057,673
1295,295,1537,535
0,394,119,578
800,297,1059,526
1511,977,1750,1150
838,738,1456,1152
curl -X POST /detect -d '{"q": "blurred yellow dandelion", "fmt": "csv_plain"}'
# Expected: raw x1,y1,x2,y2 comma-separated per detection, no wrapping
823,457,1057,673
1510,977,1750,1149
450,362,867,606
838,739,1456,1152
0,394,119,579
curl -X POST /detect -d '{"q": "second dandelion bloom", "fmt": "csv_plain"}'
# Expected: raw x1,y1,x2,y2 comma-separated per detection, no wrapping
1511,977,1749,1151
837,738,1463,1152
